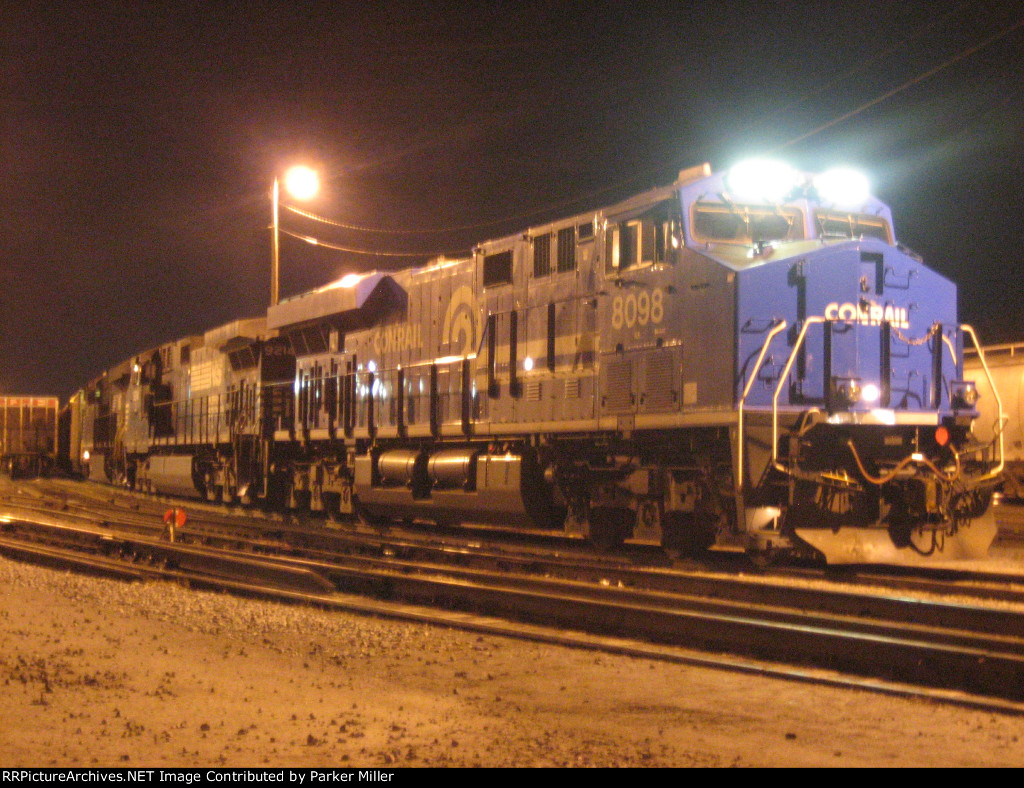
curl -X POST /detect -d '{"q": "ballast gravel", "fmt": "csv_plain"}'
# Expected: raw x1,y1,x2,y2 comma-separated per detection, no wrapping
3,556,1024,767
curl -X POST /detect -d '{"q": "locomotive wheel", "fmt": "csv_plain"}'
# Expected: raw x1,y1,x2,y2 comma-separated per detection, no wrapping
588,506,634,551
262,472,289,510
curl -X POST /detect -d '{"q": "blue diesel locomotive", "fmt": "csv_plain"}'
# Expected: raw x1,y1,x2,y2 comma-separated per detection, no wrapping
61,161,1005,564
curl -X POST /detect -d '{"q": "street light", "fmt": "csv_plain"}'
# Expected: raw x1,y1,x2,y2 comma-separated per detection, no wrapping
271,165,320,306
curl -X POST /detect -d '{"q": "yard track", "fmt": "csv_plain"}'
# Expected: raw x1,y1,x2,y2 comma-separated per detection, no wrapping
3,477,1024,711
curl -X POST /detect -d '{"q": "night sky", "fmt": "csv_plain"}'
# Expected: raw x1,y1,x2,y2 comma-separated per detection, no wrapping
3,1,1024,401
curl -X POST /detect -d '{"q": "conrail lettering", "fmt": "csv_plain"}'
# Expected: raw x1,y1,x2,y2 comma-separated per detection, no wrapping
824,300,909,329
372,323,422,355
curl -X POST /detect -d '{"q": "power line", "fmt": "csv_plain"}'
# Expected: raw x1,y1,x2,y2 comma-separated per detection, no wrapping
281,175,637,237
278,226,468,259
730,7,963,145
283,11,1024,259
772,14,1024,153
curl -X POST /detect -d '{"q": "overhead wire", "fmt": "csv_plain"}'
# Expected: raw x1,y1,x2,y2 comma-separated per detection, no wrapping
277,226,468,259
283,203,484,235
278,171,641,260
770,13,1024,153
730,7,962,146
281,9,1024,261
283,190,616,235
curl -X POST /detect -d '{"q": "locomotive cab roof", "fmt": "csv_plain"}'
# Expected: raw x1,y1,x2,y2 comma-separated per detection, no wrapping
676,163,896,271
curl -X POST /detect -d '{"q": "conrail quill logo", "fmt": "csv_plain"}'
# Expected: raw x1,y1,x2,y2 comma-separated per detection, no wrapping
442,285,481,356
825,300,910,329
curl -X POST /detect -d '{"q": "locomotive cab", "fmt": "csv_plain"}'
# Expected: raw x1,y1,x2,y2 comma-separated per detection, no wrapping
676,161,1003,562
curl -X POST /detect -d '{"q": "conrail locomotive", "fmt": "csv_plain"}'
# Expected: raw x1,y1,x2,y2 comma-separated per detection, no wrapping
59,161,1007,564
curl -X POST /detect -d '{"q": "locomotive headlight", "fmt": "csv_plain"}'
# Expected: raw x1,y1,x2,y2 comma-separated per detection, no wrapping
951,381,980,409
831,376,862,406
726,159,798,203
814,168,870,208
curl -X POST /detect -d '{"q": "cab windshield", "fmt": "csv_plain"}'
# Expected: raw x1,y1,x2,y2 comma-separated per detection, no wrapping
692,202,803,244
814,211,892,243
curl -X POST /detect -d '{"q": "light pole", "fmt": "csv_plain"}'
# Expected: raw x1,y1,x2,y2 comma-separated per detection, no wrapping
271,176,280,307
271,165,320,307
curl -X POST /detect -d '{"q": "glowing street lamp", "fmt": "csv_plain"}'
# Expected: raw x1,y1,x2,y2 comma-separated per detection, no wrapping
271,165,320,306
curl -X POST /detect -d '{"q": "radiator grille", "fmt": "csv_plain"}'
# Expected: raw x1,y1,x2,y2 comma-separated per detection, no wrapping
642,350,678,411
603,359,633,411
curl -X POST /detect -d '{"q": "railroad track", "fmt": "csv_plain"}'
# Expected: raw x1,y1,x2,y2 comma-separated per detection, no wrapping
9,477,1024,609
3,480,1024,711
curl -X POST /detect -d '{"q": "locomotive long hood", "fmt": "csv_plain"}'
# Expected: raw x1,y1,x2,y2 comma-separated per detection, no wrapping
267,272,408,332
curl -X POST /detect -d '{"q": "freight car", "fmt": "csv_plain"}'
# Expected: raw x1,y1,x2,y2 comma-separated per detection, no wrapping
1,395,58,478
965,343,1022,497
61,161,1005,564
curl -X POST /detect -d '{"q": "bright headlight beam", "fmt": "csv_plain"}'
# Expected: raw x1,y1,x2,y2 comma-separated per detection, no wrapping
814,168,870,208
726,159,798,203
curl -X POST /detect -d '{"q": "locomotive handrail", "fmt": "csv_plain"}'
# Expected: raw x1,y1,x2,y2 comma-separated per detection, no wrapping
736,319,788,489
960,324,1005,480
766,320,1007,481
771,316,827,472
942,333,958,368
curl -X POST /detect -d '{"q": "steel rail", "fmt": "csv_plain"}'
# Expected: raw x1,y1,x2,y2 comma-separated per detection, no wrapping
8,485,1024,614
10,527,1024,718
3,514,1024,704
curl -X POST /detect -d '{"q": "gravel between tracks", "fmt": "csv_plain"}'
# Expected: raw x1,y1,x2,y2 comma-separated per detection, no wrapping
3,557,1024,767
